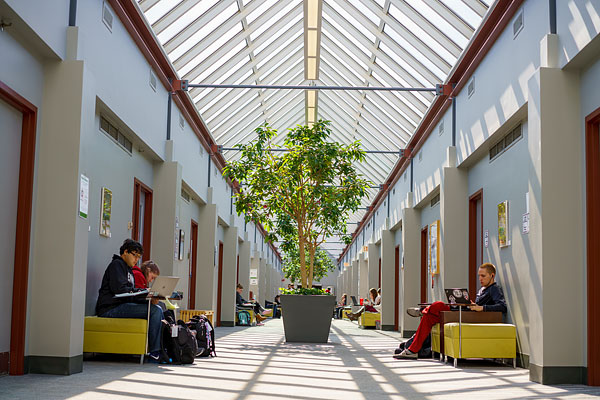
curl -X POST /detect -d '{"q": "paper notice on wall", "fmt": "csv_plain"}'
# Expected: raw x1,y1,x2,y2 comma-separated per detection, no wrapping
250,278,258,285
79,175,89,219
249,269,258,279
484,230,489,248
522,213,530,234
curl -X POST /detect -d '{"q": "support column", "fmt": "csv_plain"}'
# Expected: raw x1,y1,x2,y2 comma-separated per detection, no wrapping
220,216,238,326
380,223,396,331
151,148,182,276
367,243,379,291
249,253,260,301
527,66,584,384
401,193,421,337
358,253,368,300
259,256,267,304
28,60,87,374
238,234,251,292
195,189,217,311
440,147,468,290
351,259,359,298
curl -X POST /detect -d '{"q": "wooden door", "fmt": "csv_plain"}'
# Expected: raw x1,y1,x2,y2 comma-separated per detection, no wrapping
216,242,224,327
420,226,428,304
469,189,483,300
188,220,198,309
132,178,153,261
394,245,400,331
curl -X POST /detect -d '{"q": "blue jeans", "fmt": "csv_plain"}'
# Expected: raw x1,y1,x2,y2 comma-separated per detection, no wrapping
100,302,163,353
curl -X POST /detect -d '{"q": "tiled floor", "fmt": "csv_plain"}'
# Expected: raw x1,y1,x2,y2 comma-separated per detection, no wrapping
1,319,599,399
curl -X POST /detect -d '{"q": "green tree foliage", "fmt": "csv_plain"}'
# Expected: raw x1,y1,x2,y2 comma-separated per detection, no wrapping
283,246,336,284
223,120,369,288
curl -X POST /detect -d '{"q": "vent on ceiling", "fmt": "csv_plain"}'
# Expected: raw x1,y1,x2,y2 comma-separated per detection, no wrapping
149,70,157,92
404,174,407,182
418,151,423,162
179,113,185,129
489,124,523,161
181,188,191,202
100,115,132,153
513,10,524,38
468,77,475,98
439,120,444,135
430,193,440,207
102,2,113,32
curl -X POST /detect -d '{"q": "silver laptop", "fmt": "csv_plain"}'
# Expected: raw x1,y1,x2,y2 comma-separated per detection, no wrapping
149,276,179,297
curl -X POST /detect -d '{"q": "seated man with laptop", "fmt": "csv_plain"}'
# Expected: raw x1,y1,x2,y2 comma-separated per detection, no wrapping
394,262,507,359
95,239,175,362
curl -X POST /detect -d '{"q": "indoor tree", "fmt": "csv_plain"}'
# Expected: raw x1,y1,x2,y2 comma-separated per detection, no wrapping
282,245,336,285
223,120,370,288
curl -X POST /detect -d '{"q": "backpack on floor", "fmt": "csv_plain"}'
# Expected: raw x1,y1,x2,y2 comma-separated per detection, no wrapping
397,333,432,358
162,319,198,364
188,314,216,357
237,310,251,326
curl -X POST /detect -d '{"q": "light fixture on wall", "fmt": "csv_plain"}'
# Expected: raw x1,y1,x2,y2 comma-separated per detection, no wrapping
0,19,12,32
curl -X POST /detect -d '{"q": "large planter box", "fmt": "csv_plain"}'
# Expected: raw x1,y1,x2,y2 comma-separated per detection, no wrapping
280,295,337,343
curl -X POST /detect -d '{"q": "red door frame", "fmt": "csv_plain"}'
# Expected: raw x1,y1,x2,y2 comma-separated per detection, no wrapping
394,245,400,331
420,226,428,304
1,81,37,376
585,107,600,386
132,178,153,261
236,255,240,285
188,220,198,310
216,242,224,327
378,258,382,289
468,189,483,300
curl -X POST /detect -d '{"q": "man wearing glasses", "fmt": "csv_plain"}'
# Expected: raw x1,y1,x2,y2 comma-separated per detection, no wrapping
95,239,164,362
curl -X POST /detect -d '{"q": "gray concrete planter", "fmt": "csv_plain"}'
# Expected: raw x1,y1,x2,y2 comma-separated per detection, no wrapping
280,294,337,343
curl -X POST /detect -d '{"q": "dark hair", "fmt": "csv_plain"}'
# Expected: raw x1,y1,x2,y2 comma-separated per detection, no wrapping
369,288,378,301
237,283,243,290
120,239,143,256
480,262,496,276
140,260,160,278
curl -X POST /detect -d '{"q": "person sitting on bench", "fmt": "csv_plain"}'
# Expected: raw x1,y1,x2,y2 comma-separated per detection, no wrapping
236,284,267,324
95,239,164,362
348,288,380,321
394,262,506,359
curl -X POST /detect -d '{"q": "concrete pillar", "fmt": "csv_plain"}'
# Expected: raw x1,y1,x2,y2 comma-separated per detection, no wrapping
358,252,368,300
238,234,250,292
367,243,380,291
401,193,421,337
527,67,584,384
351,259,359,298
265,263,272,303
380,224,396,331
259,256,267,304
249,254,260,301
195,189,217,311
28,60,87,374
220,216,238,326
440,147,468,291
151,150,182,276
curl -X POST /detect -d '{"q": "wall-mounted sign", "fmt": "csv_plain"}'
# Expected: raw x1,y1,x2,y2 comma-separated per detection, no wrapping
249,269,258,279
79,175,89,219
100,187,112,237
522,213,530,234
484,230,489,248
498,201,509,247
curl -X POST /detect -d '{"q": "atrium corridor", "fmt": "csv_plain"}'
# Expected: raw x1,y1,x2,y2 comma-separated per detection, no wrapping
1,320,598,400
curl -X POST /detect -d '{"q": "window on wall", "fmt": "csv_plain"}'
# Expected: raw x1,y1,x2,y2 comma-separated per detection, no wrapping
181,188,191,202
100,116,133,153
430,193,440,207
489,124,522,161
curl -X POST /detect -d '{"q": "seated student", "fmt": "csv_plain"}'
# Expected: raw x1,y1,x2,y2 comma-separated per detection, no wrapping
95,239,164,362
133,260,160,289
348,288,380,321
272,294,281,319
394,262,506,359
236,284,267,324
334,293,347,319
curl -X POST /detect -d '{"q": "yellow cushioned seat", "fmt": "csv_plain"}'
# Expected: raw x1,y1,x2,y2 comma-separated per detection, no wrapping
180,309,214,326
342,309,353,320
359,312,380,328
235,308,256,325
83,316,148,362
444,323,516,367
431,323,440,353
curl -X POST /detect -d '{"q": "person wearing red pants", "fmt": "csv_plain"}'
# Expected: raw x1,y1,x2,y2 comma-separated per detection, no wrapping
394,263,507,359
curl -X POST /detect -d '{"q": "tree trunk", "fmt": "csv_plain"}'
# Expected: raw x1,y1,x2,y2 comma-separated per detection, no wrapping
308,244,316,288
298,225,308,288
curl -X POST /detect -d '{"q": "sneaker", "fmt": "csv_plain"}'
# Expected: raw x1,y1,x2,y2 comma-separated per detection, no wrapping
406,307,423,318
256,322,265,326
347,313,360,322
147,352,161,363
393,349,418,359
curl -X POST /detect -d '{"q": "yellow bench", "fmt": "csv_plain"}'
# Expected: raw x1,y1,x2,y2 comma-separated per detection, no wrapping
83,316,147,364
342,309,353,320
359,312,380,328
432,323,440,354
444,322,517,368
179,309,214,326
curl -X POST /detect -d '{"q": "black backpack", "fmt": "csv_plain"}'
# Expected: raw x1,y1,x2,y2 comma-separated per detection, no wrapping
237,310,251,326
161,319,198,364
188,315,216,357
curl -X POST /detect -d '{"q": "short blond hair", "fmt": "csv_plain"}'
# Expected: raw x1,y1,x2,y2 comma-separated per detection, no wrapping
479,263,496,276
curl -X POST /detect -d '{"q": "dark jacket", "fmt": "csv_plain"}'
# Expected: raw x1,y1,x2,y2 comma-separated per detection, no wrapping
95,255,144,316
236,291,246,306
475,282,507,313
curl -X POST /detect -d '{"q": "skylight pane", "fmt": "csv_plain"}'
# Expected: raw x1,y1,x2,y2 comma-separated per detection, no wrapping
145,0,183,25
254,17,301,55
255,30,302,70
405,0,469,47
168,2,239,62
249,0,300,41
389,4,456,66
246,0,277,24
157,0,219,44
440,0,483,27
326,0,377,42
323,14,372,61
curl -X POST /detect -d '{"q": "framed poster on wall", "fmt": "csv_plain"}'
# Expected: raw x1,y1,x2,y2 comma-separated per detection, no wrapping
498,200,509,247
100,187,112,237
178,229,185,260
429,220,440,275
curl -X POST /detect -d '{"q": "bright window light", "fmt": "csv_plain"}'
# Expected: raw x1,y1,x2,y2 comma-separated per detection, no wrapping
307,29,318,57
307,0,319,28
307,90,316,108
307,57,317,79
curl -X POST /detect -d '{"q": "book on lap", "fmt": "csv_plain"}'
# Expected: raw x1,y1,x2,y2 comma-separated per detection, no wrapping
114,289,149,298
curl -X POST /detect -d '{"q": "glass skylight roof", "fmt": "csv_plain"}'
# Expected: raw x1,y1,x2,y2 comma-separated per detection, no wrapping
137,0,493,258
